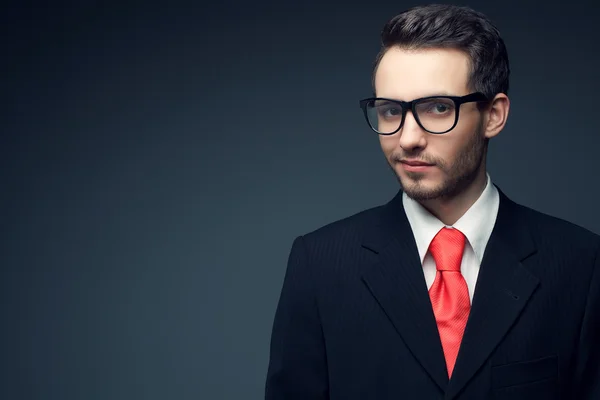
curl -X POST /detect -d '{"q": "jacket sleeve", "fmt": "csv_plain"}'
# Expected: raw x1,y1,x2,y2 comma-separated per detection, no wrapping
573,240,600,399
265,235,329,399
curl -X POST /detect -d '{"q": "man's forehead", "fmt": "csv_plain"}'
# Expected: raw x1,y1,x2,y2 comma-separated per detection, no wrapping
374,47,471,99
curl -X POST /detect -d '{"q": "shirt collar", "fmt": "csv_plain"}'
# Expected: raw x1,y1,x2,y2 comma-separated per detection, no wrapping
402,173,500,263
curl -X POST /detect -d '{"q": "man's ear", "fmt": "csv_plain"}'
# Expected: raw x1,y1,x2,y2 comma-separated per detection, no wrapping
484,93,510,139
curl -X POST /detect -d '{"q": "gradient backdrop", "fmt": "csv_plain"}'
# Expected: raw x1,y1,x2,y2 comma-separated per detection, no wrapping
2,0,599,399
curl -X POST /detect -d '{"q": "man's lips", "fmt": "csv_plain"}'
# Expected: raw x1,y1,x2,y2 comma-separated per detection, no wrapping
400,159,435,166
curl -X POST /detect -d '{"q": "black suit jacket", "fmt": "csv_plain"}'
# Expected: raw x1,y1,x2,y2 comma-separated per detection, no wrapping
265,186,600,399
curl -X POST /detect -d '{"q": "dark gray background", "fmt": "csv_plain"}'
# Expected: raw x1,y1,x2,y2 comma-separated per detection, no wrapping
1,0,599,399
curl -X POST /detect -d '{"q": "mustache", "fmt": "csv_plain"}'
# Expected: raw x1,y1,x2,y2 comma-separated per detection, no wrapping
391,153,439,165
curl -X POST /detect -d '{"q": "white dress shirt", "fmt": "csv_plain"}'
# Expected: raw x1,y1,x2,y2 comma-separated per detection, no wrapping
402,174,500,302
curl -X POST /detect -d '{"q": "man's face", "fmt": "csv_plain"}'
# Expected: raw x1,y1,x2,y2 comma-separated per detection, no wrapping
375,47,487,202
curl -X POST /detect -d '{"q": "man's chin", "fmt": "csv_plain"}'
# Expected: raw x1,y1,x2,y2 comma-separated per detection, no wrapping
396,170,431,187
389,164,444,199
398,177,445,201
403,188,443,202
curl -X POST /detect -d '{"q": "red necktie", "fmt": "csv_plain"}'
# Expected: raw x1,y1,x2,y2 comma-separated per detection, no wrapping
428,227,470,378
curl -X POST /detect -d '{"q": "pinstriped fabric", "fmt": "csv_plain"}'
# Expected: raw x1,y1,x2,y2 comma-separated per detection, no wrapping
428,227,470,378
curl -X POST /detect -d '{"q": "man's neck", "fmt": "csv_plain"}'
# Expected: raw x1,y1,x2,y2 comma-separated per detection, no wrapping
419,168,488,226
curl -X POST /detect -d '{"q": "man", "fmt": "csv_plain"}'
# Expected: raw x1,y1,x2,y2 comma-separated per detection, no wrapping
265,4,600,399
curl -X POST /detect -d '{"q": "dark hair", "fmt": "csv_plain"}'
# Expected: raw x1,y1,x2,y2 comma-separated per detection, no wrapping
371,4,510,99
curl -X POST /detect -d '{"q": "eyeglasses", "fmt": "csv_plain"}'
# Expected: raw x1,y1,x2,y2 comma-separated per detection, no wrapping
358,92,488,135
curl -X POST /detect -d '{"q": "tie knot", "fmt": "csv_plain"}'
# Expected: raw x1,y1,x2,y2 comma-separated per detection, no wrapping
429,227,466,272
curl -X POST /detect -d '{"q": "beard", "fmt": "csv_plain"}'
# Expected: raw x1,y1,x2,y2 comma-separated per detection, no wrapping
388,119,487,202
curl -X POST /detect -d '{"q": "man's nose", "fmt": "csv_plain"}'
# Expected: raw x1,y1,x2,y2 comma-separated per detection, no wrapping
397,110,427,150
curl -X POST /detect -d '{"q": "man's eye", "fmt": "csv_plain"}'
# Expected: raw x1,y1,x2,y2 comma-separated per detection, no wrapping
418,100,455,115
432,104,450,113
382,107,401,117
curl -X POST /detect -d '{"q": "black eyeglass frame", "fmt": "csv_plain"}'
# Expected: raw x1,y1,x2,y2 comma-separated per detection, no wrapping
358,92,489,135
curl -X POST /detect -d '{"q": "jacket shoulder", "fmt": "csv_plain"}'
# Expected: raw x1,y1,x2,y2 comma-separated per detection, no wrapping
515,201,600,247
299,203,385,245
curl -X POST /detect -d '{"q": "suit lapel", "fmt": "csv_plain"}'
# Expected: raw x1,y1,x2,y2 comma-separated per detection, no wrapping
361,190,449,391
445,187,539,399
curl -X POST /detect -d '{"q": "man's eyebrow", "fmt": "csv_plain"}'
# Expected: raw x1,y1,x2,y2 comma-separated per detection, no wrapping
375,92,459,100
